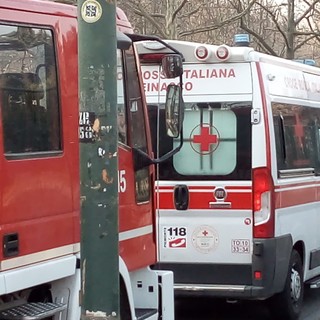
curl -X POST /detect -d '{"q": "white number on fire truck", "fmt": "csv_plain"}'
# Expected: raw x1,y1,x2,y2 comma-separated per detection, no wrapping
118,170,127,193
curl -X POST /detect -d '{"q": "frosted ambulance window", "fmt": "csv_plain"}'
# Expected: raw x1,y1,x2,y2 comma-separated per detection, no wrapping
173,105,237,175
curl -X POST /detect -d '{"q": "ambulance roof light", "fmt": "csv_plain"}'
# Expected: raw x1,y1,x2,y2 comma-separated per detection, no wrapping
294,59,316,66
195,45,210,61
234,34,250,47
142,41,166,50
304,59,315,66
215,46,229,61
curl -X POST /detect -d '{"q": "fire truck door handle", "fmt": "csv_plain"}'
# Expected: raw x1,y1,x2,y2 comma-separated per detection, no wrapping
174,185,189,210
3,233,19,257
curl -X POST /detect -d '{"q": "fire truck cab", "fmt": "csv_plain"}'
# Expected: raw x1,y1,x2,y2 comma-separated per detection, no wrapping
0,1,183,319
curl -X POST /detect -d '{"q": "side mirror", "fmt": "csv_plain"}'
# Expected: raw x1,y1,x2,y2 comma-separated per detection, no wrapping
117,31,132,50
165,84,184,138
161,54,183,79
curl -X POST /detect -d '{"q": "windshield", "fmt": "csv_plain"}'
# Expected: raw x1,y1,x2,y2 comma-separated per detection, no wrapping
148,101,252,181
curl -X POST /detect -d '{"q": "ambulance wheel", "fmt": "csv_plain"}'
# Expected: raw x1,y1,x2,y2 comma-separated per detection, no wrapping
268,249,304,320
120,278,132,320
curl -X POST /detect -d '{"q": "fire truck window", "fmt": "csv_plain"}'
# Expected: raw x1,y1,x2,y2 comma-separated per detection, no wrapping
117,50,127,145
123,48,150,202
124,49,147,152
0,25,61,156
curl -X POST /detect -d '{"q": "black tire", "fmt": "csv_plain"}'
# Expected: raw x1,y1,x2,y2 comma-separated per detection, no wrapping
268,249,304,320
120,278,132,320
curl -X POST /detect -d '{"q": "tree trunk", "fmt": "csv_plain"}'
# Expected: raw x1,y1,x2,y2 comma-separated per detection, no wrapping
286,0,295,59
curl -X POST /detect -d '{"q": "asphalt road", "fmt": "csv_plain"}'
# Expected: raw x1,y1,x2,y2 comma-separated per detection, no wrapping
175,286,320,320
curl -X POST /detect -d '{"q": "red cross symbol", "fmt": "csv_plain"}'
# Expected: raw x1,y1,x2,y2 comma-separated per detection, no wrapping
294,113,304,146
202,230,208,236
192,126,218,152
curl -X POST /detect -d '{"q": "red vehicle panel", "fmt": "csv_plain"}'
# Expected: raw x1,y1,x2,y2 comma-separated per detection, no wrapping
0,2,79,269
0,2,182,318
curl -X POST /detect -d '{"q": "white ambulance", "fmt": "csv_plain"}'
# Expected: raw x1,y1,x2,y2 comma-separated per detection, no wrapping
137,40,320,320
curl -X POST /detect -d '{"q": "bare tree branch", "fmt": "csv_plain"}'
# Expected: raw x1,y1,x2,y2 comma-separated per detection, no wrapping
294,34,318,51
255,2,288,47
179,4,203,18
151,14,165,19
295,0,319,25
125,3,167,38
240,19,278,56
179,0,257,37
294,30,320,36
117,0,320,61
172,0,188,22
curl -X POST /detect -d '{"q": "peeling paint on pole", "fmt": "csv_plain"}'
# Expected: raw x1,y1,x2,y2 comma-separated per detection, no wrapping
78,0,119,318
83,310,117,319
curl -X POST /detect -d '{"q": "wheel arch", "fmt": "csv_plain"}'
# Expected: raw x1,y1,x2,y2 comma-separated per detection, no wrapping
293,240,305,274
119,256,135,319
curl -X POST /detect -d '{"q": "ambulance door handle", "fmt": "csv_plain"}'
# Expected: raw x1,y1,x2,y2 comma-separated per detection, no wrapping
3,233,19,257
174,185,189,210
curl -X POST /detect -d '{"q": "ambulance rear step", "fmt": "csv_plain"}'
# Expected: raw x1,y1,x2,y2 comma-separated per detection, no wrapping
0,302,66,319
306,275,320,289
135,308,157,320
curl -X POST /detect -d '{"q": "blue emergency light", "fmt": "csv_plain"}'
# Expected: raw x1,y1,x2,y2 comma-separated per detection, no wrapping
234,34,250,47
294,59,316,66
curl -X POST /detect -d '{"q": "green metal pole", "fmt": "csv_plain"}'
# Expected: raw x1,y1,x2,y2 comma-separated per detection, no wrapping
78,1,119,319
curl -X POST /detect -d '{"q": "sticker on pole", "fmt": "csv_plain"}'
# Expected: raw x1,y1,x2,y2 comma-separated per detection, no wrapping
192,225,219,253
81,0,102,23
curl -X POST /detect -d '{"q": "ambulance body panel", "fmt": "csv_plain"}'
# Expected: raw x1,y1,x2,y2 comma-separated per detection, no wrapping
139,39,320,318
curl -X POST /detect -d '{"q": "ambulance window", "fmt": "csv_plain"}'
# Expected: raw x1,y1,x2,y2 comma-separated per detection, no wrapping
272,103,320,173
173,105,237,175
0,24,61,156
153,101,252,180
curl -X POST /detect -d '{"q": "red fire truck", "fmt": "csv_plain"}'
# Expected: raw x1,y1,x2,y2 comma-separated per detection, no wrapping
0,1,183,319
